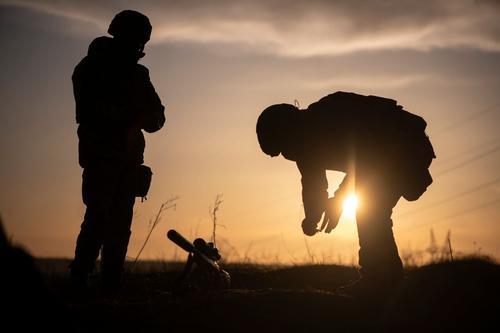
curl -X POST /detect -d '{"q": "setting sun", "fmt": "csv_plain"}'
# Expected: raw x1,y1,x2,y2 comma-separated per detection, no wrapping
343,194,359,219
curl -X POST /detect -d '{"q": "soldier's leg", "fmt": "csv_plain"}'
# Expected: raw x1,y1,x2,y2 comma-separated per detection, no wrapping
101,170,135,294
355,173,403,285
70,165,117,284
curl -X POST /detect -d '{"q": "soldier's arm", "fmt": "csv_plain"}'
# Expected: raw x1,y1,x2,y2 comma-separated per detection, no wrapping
319,174,351,233
135,65,166,133
297,160,328,224
72,59,96,125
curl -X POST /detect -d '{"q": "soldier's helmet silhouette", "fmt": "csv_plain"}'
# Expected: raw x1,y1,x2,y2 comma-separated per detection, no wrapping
108,10,152,42
256,103,298,157
108,10,152,58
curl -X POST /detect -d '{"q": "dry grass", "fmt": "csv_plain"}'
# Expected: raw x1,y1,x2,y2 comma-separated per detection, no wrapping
131,197,178,271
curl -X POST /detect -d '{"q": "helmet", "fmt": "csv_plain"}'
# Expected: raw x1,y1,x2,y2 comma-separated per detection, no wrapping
256,104,298,157
108,10,152,44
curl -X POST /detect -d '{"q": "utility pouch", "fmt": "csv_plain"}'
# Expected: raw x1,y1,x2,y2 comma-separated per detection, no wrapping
131,164,152,200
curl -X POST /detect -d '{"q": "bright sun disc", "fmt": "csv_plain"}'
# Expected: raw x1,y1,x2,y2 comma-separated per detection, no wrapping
343,194,359,219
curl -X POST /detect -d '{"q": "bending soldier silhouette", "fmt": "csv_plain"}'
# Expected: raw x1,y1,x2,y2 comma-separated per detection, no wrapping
257,91,435,296
70,10,165,296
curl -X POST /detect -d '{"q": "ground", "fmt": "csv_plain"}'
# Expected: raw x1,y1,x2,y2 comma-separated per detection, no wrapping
4,258,500,332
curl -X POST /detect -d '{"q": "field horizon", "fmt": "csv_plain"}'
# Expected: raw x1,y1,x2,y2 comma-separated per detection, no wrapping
5,255,494,332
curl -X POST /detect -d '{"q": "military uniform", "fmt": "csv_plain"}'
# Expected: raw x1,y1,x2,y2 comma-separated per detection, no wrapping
258,91,435,289
71,32,165,293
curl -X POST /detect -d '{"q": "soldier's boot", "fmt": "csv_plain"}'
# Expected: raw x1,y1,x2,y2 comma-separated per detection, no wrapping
338,243,404,299
68,261,94,301
100,232,130,298
69,230,101,300
101,268,123,299
337,271,403,299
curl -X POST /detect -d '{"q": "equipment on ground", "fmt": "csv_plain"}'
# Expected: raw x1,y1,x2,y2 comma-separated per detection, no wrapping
167,229,231,294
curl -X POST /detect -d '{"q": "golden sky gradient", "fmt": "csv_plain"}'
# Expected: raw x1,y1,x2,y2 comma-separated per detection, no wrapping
1,0,499,263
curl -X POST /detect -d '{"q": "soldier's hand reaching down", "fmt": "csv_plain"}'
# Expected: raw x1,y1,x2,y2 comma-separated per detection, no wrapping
301,218,320,236
301,203,325,236
300,193,346,236
320,197,343,233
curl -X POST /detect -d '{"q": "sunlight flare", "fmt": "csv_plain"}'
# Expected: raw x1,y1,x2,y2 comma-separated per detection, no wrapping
342,194,359,219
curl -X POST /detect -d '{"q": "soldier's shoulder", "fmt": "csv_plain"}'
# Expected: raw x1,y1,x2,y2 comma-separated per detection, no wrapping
307,91,364,111
73,36,112,73
316,91,364,102
320,91,364,100
88,36,113,56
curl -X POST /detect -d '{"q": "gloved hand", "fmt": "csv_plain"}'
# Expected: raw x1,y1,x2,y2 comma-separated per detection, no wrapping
319,197,343,233
301,218,320,236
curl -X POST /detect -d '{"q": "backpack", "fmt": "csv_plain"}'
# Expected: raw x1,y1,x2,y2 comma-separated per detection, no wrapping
394,109,436,201
308,91,436,201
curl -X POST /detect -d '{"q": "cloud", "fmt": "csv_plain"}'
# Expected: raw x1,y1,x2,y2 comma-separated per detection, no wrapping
304,74,431,90
2,0,500,56
303,73,479,91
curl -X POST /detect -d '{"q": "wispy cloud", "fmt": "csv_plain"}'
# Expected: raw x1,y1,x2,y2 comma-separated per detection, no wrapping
303,74,431,90
2,0,500,57
302,73,478,90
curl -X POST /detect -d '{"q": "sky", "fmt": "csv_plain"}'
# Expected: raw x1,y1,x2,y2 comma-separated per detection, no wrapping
1,0,499,264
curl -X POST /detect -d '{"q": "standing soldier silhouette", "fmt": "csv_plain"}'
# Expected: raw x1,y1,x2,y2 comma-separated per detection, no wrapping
256,91,435,296
70,10,165,296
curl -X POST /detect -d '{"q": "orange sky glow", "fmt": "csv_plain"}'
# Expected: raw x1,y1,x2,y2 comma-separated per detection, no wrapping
1,0,499,264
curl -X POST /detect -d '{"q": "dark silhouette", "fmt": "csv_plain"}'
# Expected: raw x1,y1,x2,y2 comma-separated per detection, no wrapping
0,218,67,331
167,229,231,294
256,91,435,296
70,10,165,297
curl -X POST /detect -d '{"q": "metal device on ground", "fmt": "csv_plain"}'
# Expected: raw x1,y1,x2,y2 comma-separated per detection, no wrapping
167,229,231,293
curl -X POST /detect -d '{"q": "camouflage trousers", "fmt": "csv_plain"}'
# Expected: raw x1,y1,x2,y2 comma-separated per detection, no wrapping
71,162,136,291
